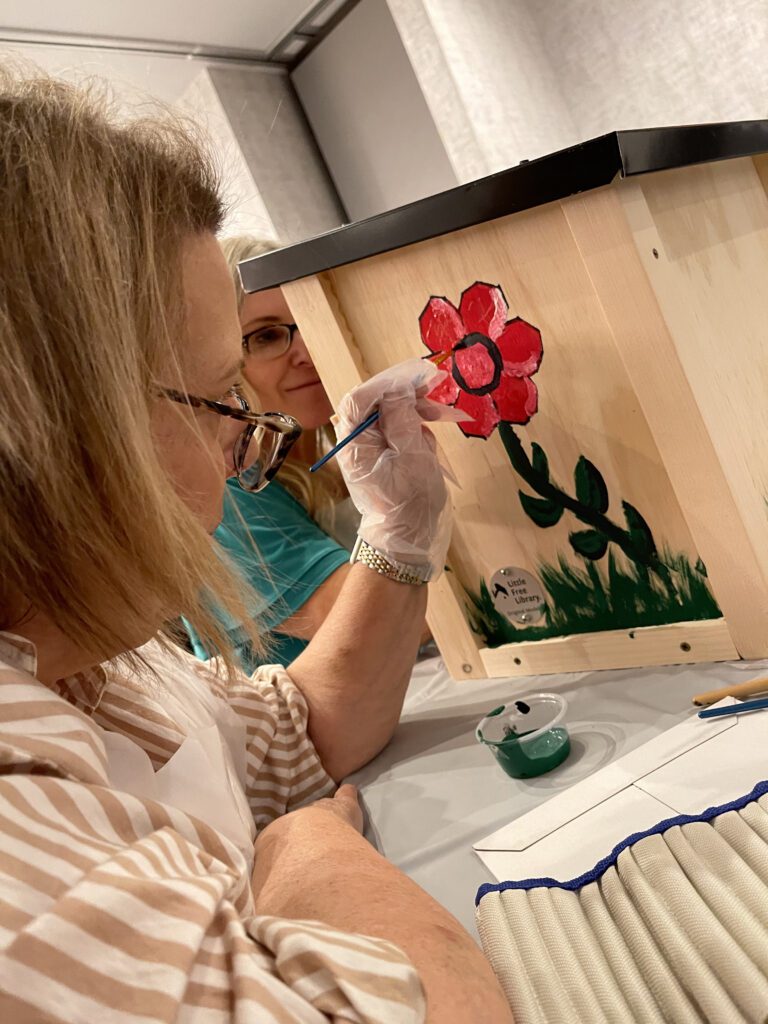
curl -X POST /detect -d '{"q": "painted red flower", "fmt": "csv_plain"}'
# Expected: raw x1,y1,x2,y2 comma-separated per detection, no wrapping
419,282,543,438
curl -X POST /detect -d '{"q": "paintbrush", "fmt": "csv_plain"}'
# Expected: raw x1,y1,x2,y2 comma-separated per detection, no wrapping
310,351,451,473
310,410,380,473
698,696,768,720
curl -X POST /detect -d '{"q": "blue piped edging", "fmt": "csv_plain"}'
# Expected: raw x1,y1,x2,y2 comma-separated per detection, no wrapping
476,777,768,906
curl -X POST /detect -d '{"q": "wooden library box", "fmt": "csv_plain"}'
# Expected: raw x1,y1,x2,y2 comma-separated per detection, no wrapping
241,122,768,681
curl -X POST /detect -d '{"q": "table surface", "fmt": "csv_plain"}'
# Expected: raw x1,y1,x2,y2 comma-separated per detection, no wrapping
350,653,768,939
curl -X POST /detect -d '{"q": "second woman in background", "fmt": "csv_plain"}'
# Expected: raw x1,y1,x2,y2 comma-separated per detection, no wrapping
188,235,358,671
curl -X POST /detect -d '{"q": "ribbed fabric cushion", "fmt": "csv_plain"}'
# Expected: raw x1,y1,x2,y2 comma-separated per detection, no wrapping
476,783,768,1024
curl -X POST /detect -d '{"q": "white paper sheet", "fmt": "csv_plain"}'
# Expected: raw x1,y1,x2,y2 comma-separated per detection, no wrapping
473,698,768,883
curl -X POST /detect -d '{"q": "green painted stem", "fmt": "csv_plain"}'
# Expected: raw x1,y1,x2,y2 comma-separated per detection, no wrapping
499,422,676,596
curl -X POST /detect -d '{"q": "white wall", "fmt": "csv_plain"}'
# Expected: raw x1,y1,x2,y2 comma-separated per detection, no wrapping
0,41,341,240
0,40,207,104
390,0,768,181
1,41,281,236
299,0,768,213
209,65,345,242
530,0,768,140
389,0,579,179
177,70,277,241
292,0,459,221
0,0,318,53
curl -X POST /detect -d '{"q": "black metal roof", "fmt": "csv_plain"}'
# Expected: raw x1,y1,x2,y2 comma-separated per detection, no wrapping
239,120,768,293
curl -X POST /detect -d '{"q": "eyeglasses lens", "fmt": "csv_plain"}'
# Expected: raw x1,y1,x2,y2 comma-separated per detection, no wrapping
244,325,292,361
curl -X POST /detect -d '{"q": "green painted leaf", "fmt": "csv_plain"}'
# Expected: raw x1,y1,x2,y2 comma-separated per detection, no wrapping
574,456,609,513
519,491,564,528
695,557,708,577
531,443,549,481
622,501,657,559
569,529,608,560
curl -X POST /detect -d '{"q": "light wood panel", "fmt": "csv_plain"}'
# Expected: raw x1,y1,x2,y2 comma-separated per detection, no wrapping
282,272,486,679
427,570,485,678
752,153,768,199
480,619,737,678
564,184,768,657
619,157,768,657
282,167,761,677
282,273,369,405
327,201,704,612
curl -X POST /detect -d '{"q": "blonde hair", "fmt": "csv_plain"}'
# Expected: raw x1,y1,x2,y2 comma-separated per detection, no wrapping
0,71,264,672
221,234,345,525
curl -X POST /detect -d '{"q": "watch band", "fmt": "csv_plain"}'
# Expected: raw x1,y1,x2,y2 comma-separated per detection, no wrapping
350,536,431,585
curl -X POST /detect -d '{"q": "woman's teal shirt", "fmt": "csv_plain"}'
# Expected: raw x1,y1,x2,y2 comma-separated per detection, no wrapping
187,479,350,673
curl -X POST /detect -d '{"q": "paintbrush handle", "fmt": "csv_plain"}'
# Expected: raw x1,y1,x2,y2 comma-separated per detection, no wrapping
698,696,768,719
309,410,380,473
692,676,768,707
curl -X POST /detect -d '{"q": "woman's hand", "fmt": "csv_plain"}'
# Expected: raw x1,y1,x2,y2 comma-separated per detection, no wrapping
334,359,456,577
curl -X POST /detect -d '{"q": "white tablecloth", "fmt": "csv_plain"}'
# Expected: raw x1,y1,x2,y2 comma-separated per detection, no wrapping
350,653,768,938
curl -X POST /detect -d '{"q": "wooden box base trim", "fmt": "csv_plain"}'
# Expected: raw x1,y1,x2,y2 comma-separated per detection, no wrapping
479,619,737,678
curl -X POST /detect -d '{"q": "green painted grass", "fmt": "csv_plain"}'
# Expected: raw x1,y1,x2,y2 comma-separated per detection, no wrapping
469,549,722,649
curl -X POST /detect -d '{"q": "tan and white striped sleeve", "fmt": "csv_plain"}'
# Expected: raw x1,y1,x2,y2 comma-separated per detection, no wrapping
0,773,425,1023
223,665,336,829
0,665,426,1023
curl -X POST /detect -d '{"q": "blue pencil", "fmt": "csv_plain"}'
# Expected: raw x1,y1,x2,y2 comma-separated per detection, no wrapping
309,410,380,473
698,697,768,720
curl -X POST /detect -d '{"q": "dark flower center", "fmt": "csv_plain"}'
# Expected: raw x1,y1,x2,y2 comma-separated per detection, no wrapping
452,332,503,396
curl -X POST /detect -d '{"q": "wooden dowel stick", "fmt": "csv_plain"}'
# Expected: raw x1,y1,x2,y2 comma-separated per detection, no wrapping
692,676,768,707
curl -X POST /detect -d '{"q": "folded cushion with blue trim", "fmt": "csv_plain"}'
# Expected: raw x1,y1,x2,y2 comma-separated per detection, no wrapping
476,780,768,1024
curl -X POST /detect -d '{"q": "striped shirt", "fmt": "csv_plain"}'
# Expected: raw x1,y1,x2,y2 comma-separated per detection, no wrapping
0,632,425,1023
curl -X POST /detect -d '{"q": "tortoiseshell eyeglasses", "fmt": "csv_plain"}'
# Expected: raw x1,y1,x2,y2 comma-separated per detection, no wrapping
158,386,302,493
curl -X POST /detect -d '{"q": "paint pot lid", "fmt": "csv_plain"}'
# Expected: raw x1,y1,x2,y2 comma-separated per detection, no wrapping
476,693,567,747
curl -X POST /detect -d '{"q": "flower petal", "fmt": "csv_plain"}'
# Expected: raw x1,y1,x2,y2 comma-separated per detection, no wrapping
459,282,508,341
496,318,543,377
419,297,464,354
427,359,460,406
455,389,500,438
495,373,539,425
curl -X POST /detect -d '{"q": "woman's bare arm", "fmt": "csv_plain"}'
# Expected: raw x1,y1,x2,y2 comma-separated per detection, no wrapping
288,563,426,781
277,563,431,646
253,788,514,1024
275,563,350,640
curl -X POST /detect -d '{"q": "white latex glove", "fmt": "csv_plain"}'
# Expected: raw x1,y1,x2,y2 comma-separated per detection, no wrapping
334,358,460,577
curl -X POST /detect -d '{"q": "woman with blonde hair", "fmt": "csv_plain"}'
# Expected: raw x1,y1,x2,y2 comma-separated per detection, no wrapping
0,70,512,1024
185,234,361,671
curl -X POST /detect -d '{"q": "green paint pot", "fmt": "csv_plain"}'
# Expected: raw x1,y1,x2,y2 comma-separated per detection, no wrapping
476,693,570,779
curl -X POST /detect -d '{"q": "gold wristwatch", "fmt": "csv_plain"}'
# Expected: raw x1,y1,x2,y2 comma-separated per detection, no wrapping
350,536,432,585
